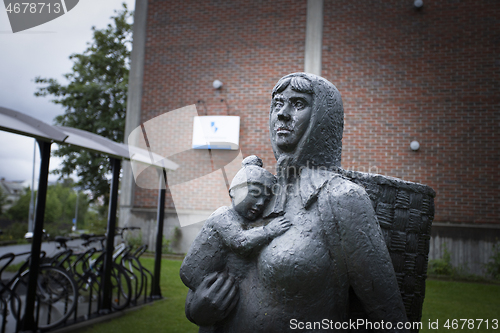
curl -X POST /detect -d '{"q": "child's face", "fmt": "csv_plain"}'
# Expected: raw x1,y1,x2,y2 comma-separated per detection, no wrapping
232,184,270,221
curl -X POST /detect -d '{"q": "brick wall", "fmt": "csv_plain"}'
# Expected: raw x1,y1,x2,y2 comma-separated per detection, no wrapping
136,0,306,211
137,0,499,225
322,0,499,224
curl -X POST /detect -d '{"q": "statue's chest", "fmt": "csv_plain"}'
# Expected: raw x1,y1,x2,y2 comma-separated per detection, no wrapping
257,197,334,298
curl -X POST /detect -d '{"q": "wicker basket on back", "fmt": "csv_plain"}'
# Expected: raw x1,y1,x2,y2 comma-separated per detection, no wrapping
338,168,436,332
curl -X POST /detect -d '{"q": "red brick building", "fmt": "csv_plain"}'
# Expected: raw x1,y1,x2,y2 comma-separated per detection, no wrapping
120,0,500,274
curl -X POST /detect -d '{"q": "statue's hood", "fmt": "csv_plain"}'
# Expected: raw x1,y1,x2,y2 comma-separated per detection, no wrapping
270,73,344,173
264,73,344,217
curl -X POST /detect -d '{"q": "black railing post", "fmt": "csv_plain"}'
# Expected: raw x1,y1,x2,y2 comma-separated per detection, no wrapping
151,169,166,299
19,140,51,332
100,157,121,313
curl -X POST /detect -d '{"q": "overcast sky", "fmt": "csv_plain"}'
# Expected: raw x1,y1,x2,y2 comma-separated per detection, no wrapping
0,0,136,185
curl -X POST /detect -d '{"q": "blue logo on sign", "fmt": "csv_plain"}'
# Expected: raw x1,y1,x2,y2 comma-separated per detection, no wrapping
211,122,218,133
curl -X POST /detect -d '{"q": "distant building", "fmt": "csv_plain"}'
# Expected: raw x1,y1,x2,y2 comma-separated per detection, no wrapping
120,0,500,275
0,178,26,212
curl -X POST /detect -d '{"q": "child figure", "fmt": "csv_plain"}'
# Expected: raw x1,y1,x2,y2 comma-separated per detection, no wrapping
180,155,290,298
215,155,291,256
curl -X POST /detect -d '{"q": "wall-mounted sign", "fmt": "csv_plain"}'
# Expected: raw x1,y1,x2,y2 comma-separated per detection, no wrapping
192,116,240,150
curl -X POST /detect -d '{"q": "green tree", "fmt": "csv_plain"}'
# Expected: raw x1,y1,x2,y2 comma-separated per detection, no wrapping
4,187,34,241
0,186,7,216
44,189,63,225
83,208,107,234
6,181,90,238
6,188,31,222
43,181,90,236
34,4,133,203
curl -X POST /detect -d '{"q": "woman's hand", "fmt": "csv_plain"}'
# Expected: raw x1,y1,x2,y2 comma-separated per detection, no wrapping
185,272,239,326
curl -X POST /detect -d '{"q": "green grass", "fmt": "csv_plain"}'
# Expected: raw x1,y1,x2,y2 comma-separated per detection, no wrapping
421,280,500,332
3,260,26,273
74,259,500,333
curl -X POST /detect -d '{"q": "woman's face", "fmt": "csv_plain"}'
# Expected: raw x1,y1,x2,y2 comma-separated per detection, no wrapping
270,85,313,153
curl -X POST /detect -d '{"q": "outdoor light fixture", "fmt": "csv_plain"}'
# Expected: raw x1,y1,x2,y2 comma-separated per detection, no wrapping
213,80,223,89
410,141,420,151
414,0,423,9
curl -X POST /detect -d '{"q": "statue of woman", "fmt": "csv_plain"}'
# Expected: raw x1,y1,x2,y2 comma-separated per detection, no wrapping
180,73,408,332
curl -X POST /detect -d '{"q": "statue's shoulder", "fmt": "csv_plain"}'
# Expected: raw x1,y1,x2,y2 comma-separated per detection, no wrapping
300,167,369,208
204,206,233,229
324,170,369,200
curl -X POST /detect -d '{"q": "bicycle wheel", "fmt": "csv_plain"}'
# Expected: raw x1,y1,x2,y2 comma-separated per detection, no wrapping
92,258,132,311
108,264,132,311
121,256,144,302
10,265,77,331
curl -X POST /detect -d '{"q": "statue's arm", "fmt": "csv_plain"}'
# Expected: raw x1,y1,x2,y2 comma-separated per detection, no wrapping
180,217,222,289
217,220,268,256
217,215,291,256
334,183,408,332
180,210,239,327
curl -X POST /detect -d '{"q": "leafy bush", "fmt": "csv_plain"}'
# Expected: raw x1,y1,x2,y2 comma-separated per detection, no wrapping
171,227,182,249
485,242,500,281
0,222,28,241
126,230,143,248
161,235,173,254
158,227,182,254
44,220,72,238
428,243,454,276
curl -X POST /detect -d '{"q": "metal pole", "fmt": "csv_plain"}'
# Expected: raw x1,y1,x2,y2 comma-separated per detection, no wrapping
28,139,36,233
19,139,51,332
73,190,79,231
100,157,121,313
151,168,166,299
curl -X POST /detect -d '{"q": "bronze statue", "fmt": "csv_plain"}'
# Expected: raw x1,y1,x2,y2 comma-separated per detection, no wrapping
180,73,435,332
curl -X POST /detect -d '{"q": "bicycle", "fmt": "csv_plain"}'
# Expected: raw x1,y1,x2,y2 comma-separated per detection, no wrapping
47,227,151,312
50,234,132,312
113,227,153,304
0,251,78,332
